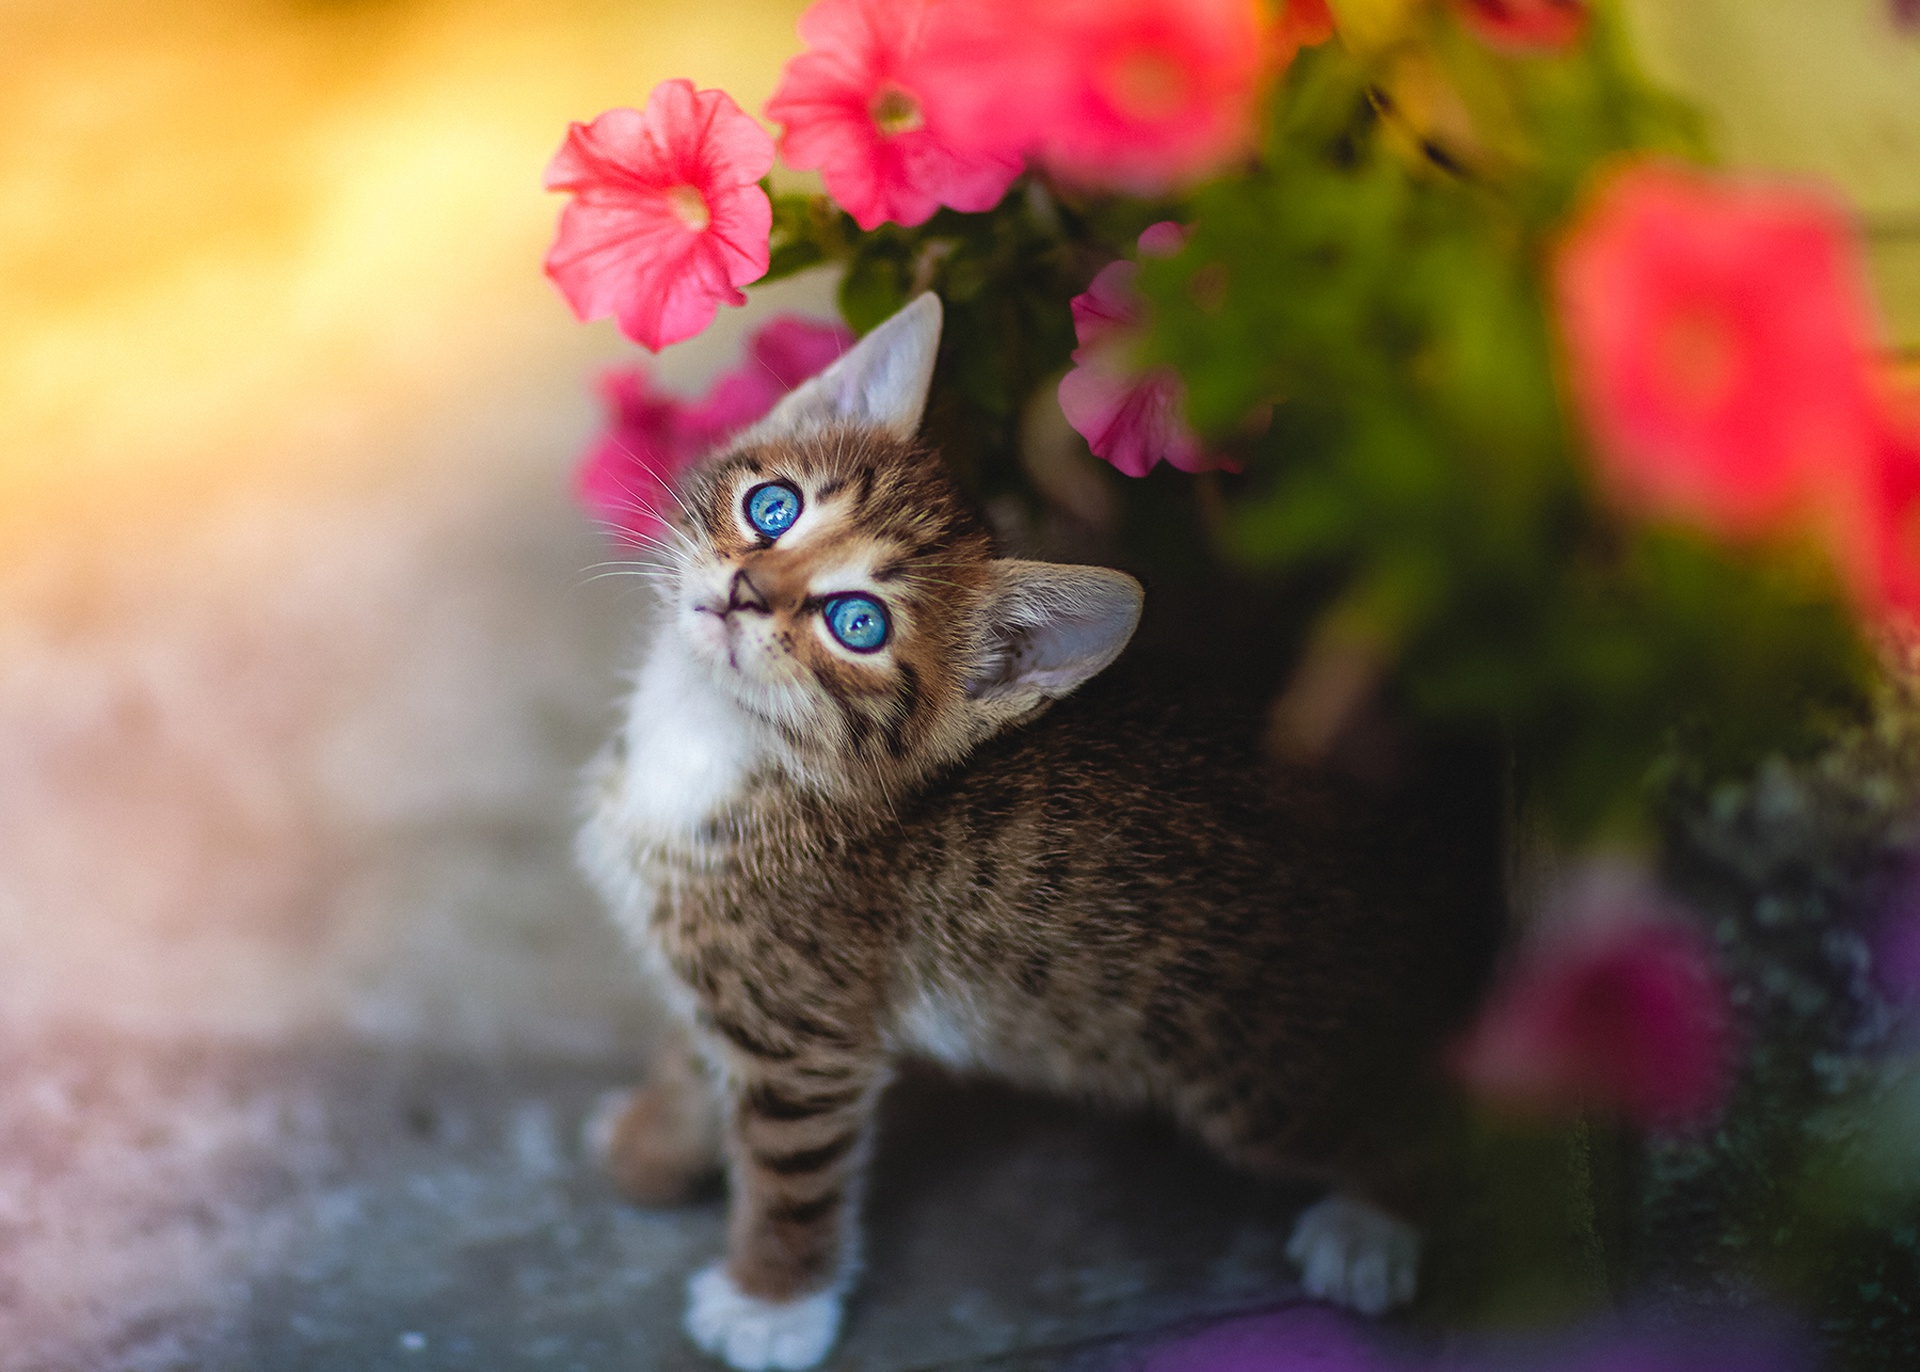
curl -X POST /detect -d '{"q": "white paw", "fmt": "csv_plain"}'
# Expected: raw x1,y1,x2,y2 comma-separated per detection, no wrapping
1285,1193,1420,1316
684,1262,843,1371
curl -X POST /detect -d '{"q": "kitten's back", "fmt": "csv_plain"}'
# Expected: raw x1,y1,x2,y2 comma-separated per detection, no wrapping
880,663,1504,1177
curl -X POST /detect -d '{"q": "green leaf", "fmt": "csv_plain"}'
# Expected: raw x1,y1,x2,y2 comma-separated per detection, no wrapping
838,244,912,334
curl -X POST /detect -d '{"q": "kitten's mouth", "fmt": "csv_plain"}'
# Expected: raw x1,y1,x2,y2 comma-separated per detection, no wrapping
690,602,744,672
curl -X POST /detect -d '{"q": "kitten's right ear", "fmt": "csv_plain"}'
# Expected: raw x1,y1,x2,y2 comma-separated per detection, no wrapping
731,293,942,447
963,560,1143,718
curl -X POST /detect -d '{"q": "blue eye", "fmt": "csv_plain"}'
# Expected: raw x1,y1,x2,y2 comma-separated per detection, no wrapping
824,594,889,653
745,482,801,538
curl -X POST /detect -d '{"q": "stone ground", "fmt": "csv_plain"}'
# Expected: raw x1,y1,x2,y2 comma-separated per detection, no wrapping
0,374,1317,1372
1,1034,1315,1372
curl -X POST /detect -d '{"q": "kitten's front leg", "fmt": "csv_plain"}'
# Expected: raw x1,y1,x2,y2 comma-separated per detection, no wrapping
685,1045,886,1372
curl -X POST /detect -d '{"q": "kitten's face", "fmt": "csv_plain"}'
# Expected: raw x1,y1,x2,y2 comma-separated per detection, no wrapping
632,295,1141,800
664,429,997,782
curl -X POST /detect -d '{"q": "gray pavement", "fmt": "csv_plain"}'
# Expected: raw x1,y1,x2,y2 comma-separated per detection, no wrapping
0,422,1311,1372
2,1034,1309,1372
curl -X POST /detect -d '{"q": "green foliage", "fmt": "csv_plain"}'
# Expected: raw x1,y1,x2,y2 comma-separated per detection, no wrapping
743,3,1912,1355
1136,40,1870,840
764,183,1106,500
1648,676,1920,1369
764,27,1871,841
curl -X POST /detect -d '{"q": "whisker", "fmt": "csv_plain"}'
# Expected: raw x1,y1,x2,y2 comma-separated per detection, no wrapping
592,442,703,553
577,567,677,587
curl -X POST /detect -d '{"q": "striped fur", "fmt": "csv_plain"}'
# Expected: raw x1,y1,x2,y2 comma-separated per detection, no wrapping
578,309,1499,1368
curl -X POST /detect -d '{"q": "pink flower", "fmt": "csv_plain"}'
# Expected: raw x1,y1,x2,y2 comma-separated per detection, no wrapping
1454,868,1732,1127
1270,0,1337,73
576,370,708,544
1453,0,1588,51
917,0,1267,195
688,314,856,433
544,81,776,352
764,0,1023,231
1058,224,1231,479
1554,162,1885,541
576,315,853,542
1829,386,1920,623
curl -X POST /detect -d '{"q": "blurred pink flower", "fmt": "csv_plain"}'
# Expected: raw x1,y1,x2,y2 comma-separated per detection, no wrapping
694,314,857,432
1554,162,1884,542
1831,398,1920,623
1453,0,1588,51
1269,0,1337,74
1815,366,1920,625
544,82,776,352
577,315,853,542
1454,870,1732,1128
764,0,1022,230
576,370,706,544
917,0,1267,194
1058,223,1232,479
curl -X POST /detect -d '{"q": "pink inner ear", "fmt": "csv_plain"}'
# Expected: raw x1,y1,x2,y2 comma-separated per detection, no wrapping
970,564,1143,700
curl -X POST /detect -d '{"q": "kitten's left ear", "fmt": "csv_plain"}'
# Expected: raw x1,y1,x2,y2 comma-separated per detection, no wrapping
964,560,1144,716
732,294,942,447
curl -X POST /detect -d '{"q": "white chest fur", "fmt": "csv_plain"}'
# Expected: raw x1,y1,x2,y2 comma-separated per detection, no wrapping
575,637,765,947
613,640,762,841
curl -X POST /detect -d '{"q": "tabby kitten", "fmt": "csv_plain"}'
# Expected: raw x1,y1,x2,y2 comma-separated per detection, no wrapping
578,296,1495,1371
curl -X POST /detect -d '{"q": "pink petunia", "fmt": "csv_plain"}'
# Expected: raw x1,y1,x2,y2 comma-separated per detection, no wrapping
1454,867,1732,1128
1269,0,1337,74
1452,0,1588,52
1058,223,1232,479
917,0,1267,195
1554,162,1885,542
576,370,709,544
1827,383,1920,624
688,314,857,434
764,0,1023,231
576,315,853,542
544,81,776,352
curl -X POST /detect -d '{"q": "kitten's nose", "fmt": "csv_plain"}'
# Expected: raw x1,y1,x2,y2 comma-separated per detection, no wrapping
727,568,771,614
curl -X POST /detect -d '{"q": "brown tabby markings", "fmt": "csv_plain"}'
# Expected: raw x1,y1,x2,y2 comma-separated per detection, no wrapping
587,426,1495,1316
678,431,993,781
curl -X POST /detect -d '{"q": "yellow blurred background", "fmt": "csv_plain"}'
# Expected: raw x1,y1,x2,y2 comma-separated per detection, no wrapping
0,0,1912,1045
0,9,1910,1361
0,0,817,540
0,0,1914,537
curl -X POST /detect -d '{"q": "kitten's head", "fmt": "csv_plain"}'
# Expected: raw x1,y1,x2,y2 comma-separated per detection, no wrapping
658,295,1142,797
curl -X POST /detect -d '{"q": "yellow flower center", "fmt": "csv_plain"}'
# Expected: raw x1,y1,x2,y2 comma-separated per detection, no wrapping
665,184,711,232
1105,48,1188,122
870,83,925,136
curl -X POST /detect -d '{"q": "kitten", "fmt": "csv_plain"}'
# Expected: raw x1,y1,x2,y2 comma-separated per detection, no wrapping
578,296,1498,1371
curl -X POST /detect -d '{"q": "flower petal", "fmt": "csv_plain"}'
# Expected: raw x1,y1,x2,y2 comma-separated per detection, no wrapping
917,0,1265,195
542,83,775,351
767,0,1021,230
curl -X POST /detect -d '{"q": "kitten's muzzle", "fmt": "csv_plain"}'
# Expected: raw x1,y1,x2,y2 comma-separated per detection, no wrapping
726,568,771,615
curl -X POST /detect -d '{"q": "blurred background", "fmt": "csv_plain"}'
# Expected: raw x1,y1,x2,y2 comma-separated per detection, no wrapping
0,2,1913,1369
